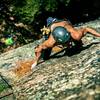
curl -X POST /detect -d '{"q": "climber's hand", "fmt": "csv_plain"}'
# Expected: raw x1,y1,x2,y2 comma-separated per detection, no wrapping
31,60,38,69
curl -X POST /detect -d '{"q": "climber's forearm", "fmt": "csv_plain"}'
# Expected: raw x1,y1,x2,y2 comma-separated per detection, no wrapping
34,35,55,62
85,27,100,37
34,42,52,61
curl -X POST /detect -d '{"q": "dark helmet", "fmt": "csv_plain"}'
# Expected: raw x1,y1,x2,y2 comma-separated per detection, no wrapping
52,26,70,43
47,17,57,27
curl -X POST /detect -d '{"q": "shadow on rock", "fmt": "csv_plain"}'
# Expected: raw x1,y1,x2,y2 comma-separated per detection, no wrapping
50,41,100,58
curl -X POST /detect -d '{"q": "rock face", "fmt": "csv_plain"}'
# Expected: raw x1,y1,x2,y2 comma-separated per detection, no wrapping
0,19,100,100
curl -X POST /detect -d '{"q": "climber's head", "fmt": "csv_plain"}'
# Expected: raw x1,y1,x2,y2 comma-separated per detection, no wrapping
47,17,57,27
52,26,71,44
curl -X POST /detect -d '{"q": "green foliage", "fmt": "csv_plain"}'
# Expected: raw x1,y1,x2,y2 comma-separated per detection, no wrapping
10,0,70,24
45,0,70,11
11,0,40,24
39,0,70,12
0,80,9,92
40,0,58,12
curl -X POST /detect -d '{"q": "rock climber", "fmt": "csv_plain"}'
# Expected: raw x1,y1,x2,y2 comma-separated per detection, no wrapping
31,17,100,69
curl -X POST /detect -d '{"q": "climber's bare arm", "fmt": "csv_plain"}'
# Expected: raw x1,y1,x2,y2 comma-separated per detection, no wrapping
80,27,100,37
31,35,55,69
35,35,55,61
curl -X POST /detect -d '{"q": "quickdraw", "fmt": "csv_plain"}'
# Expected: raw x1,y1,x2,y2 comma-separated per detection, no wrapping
40,26,50,40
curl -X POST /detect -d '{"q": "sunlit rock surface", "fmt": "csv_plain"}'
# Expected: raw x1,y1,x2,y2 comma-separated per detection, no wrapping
0,19,100,100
